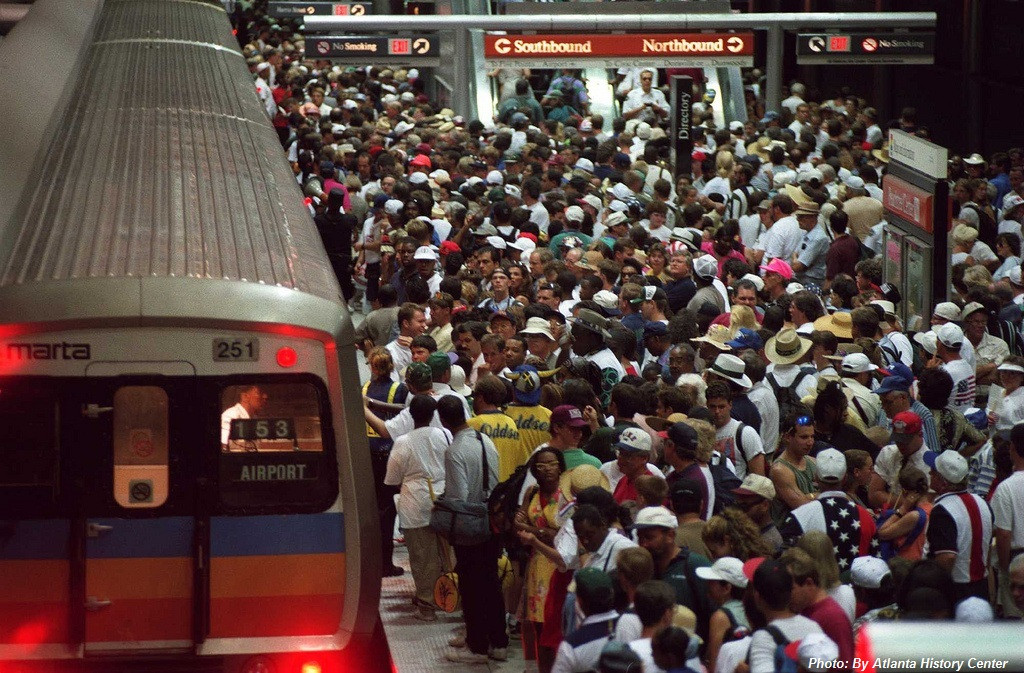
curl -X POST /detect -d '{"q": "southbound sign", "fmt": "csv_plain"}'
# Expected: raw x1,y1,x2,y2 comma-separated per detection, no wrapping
484,33,754,68
305,35,439,63
797,32,934,65
269,1,371,17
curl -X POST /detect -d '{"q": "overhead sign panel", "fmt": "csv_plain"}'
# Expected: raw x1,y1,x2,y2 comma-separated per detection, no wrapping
269,2,371,17
484,33,754,68
305,35,439,64
797,32,934,65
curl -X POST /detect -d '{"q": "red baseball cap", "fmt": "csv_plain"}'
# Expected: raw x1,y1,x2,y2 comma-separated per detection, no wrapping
440,240,461,255
890,411,922,442
742,557,767,581
409,154,432,168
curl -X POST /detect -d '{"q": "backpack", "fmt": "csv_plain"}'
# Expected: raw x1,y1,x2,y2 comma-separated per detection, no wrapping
764,624,800,673
487,463,532,560
709,452,742,514
722,604,751,644
857,237,877,262
875,506,927,561
767,370,812,433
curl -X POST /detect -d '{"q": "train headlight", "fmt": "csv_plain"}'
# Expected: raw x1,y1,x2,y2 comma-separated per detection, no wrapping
300,662,322,673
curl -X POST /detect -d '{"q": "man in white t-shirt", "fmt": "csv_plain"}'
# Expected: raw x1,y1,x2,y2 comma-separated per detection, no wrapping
935,323,976,414
748,558,823,673
706,380,765,478
750,193,803,266
220,384,268,449
385,303,428,382
868,411,930,509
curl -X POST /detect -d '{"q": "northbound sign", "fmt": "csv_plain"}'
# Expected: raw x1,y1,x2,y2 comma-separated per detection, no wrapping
305,35,439,64
484,33,754,68
797,32,934,65
269,2,371,17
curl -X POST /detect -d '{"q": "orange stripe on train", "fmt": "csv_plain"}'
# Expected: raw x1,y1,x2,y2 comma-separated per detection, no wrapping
209,594,344,638
86,557,191,600
209,553,345,598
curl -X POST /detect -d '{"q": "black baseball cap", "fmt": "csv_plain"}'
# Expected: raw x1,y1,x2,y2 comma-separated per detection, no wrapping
659,421,699,454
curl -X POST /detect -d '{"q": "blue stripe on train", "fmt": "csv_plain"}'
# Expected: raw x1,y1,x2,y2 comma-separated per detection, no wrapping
210,513,344,557
86,517,194,558
0,520,70,560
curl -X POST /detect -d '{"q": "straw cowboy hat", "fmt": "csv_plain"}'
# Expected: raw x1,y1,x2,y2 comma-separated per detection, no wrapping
813,311,854,340
690,324,734,351
558,464,611,501
765,328,812,365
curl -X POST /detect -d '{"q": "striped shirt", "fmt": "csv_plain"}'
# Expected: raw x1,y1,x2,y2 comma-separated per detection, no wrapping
926,490,993,584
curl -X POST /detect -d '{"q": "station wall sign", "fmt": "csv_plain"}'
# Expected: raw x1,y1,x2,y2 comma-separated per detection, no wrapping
305,35,439,64
883,174,935,234
796,32,934,65
484,33,754,68
269,2,372,17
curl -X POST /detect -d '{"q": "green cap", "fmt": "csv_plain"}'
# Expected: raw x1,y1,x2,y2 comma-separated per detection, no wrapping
426,351,451,378
574,567,614,605
405,361,433,388
488,187,506,203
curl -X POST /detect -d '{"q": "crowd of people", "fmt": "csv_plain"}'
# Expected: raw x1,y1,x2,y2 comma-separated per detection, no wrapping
234,9,1024,673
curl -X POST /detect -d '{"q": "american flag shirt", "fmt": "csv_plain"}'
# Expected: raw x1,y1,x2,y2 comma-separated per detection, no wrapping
780,490,879,570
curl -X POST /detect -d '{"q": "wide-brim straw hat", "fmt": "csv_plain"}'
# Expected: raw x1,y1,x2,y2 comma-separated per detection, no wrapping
558,464,611,501
813,311,854,339
765,328,812,365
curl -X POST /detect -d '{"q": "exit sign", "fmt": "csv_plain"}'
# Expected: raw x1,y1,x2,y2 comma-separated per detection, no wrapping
828,35,850,52
390,38,411,55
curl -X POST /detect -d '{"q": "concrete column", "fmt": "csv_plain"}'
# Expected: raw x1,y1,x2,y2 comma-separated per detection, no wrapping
764,23,783,113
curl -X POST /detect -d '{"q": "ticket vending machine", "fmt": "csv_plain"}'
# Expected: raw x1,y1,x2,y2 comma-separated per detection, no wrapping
881,131,951,333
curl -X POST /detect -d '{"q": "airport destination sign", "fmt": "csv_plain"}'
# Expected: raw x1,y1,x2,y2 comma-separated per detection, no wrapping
484,33,754,68
796,32,934,65
306,35,439,64
269,2,372,17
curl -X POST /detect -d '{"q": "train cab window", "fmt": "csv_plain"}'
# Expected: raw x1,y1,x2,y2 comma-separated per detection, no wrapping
113,386,169,509
0,384,59,514
218,382,336,511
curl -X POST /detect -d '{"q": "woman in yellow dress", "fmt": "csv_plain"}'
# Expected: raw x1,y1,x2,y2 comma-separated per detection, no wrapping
515,447,566,673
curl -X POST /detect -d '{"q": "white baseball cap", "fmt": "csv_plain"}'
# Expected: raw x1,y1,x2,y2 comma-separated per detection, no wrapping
840,353,878,374
486,170,504,186
413,245,437,261
935,322,964,348
851,556,891,589
693,255,719,279
615,427,652,454
932,302,962,322
696,556,748,588
815,448,847,482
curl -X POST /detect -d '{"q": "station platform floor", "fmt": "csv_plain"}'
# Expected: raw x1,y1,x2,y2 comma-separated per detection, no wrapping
381,542,529,673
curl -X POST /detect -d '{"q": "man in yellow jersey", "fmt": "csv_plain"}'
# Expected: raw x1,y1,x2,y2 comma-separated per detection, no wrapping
467,374,523,481
505,364,554,461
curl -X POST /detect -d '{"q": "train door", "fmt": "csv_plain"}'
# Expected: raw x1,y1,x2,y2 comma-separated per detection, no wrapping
68,378,204,653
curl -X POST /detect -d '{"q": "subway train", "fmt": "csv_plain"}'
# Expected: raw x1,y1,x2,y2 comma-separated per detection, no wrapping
0,0,386,672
